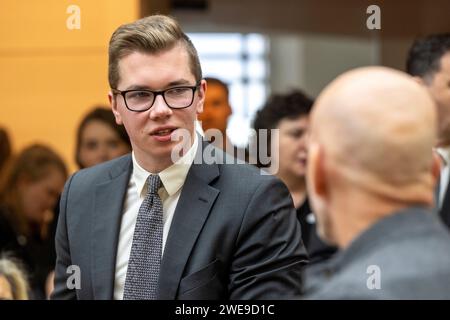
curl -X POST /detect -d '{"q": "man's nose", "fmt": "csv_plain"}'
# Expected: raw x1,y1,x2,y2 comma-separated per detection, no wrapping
150,95,172,119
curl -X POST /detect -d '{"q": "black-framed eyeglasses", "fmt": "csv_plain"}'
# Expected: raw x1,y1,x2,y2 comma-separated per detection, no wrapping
111,83,200,112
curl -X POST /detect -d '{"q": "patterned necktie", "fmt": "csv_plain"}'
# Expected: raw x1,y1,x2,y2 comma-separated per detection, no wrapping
123,174,163,300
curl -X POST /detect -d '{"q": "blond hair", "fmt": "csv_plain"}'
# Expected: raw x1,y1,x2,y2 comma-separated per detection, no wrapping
108,14,202,89
0,254,29,300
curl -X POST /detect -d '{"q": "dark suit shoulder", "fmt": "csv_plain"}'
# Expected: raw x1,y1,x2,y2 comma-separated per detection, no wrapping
70,154,132,185
197,142,281,192
214,162,283,203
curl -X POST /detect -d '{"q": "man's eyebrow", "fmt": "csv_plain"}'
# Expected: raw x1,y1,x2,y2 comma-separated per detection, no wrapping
124,85,151,90
166,79,194,87
123,79,194,91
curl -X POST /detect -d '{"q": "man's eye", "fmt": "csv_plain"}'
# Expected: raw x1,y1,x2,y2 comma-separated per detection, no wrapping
129,91,151,99
168,87,189,95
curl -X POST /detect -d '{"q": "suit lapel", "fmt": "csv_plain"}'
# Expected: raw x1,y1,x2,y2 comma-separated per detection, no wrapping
91,156,132,299
440,180,450,227
158,142,220,299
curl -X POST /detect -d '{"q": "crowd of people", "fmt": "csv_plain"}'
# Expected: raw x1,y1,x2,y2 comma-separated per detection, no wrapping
0,14,449,300
0,107,131,299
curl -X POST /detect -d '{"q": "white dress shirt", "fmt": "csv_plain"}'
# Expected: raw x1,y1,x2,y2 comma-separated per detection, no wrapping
114,135,198,300
437,147,450,210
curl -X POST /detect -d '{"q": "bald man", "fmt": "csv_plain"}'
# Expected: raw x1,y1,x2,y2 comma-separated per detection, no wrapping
302,67,450,299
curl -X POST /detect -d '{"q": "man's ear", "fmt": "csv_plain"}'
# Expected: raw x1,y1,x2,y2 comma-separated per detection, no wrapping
196,79,207,115
109,91,123,125
412,76,426,86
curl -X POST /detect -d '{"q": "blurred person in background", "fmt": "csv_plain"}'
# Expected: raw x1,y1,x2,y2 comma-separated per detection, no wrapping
406,33,450,225
0,127,12,179
198,77,233,151
253,90,337,265
0,144,67,299
0,253,29,300
198,77,247,161
75,106,132,169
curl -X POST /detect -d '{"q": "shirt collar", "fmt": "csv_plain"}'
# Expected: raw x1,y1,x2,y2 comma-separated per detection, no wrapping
132,134,198,198
436,146,450,166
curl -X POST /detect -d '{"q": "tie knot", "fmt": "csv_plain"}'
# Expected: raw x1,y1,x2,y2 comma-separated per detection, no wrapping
146,174,162,195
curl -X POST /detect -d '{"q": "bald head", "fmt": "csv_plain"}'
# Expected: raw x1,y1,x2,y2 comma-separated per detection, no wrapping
310,67,437,201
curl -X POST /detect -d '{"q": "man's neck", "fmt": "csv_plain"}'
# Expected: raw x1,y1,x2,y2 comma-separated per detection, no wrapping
331,190,426,249
134,153,173,173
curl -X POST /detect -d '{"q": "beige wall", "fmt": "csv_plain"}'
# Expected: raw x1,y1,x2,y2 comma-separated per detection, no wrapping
269,33,378,98
0,0,139,173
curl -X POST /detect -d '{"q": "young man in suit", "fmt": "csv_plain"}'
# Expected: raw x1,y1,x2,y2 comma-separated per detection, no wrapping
302,67,450,299
51,15,307,300
406,33,450,223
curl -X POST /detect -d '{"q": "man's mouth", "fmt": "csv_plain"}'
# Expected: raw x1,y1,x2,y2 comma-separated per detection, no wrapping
150,127,177,136
153,129,175,136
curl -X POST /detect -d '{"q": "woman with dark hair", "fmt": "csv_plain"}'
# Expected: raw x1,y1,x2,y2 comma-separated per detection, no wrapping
75,106,131,169
0,144,67,299
253,90,336,264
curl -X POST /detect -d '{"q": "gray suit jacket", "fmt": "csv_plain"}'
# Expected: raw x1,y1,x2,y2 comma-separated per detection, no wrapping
52,142,307,300
302,207,450,299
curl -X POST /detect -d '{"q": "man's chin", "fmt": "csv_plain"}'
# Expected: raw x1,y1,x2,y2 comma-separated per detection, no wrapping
153,140,191,159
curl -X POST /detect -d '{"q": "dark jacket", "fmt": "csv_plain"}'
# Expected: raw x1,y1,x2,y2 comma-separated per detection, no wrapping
302,207,450,299
52,142,308,300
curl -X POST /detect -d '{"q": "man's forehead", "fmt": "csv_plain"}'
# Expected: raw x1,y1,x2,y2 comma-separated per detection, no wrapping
118,47,189,67
116,50,196,89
